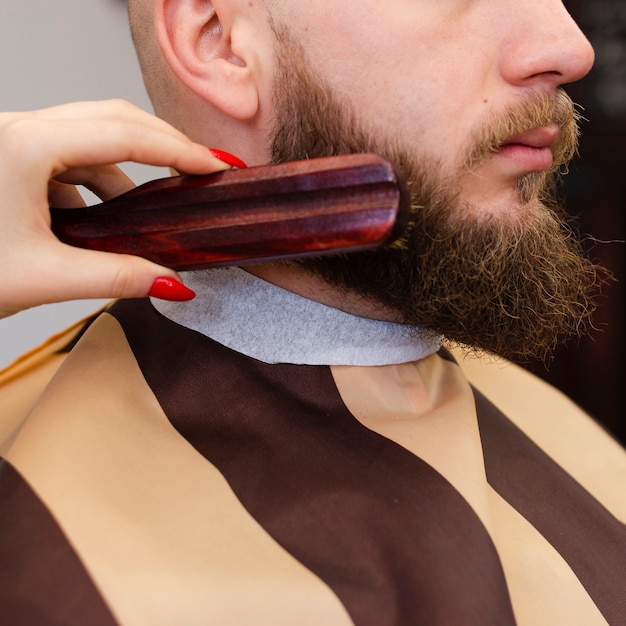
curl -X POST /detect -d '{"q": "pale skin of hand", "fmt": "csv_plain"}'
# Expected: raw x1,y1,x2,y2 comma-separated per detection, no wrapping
0,100,229,319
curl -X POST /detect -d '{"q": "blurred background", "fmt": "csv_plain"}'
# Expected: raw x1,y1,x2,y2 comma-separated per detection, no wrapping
0,1,624,443
526,0,625,444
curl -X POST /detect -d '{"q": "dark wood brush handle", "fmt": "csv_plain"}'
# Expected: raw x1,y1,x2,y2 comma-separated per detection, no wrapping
50,153,409,271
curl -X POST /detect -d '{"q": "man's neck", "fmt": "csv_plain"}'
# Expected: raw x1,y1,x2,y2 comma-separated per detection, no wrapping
244,262,402,323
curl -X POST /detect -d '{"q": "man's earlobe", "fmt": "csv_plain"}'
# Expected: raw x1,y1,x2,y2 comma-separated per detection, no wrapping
155,0,260,120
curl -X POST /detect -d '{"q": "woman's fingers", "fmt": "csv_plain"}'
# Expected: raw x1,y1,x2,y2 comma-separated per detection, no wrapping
0,241,185,319
1,100,227,180
0,100,233,318
53,164,136,202
48,180,87,209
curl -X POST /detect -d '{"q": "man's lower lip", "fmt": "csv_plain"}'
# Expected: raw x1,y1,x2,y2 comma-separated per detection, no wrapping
497,144,554,171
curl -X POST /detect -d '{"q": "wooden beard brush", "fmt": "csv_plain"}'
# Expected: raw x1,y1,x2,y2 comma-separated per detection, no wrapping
50,153,409,270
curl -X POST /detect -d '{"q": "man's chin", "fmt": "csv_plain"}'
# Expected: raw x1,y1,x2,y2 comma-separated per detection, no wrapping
297,194,602,363
267,23,600,361
453,175,552,227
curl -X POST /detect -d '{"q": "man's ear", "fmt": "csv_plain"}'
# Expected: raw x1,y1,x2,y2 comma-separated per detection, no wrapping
154,0,260,120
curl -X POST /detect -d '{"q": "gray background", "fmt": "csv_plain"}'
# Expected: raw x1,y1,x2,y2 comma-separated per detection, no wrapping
0,0,167,366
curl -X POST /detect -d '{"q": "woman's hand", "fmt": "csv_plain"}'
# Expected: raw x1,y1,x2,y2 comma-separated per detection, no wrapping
0,100,231,318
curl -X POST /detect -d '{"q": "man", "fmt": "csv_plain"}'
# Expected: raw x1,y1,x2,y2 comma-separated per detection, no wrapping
0,1,624,625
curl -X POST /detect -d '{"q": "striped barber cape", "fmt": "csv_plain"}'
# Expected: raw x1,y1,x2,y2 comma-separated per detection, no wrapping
0,293,624,626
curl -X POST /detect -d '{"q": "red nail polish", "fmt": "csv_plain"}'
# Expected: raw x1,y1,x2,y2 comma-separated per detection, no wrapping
148,277,196,302
209,148,248,169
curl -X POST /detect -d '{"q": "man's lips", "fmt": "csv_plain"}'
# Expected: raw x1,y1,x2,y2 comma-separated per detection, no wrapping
496,124,561,172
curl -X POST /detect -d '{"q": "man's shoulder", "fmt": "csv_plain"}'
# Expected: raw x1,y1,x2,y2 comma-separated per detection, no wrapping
450,346,583,411
450,345,626,521
0,307,107,452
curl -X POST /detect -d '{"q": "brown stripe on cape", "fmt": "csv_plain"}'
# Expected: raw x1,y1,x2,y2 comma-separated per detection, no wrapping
0,459,118,626
473,390,626,626
110,298,516,626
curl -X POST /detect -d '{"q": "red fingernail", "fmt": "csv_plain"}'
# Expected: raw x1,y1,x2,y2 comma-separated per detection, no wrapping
148,277,196,301
209,148,248,169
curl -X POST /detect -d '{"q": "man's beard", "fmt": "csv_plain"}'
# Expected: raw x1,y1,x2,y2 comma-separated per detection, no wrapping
267,26,603,362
